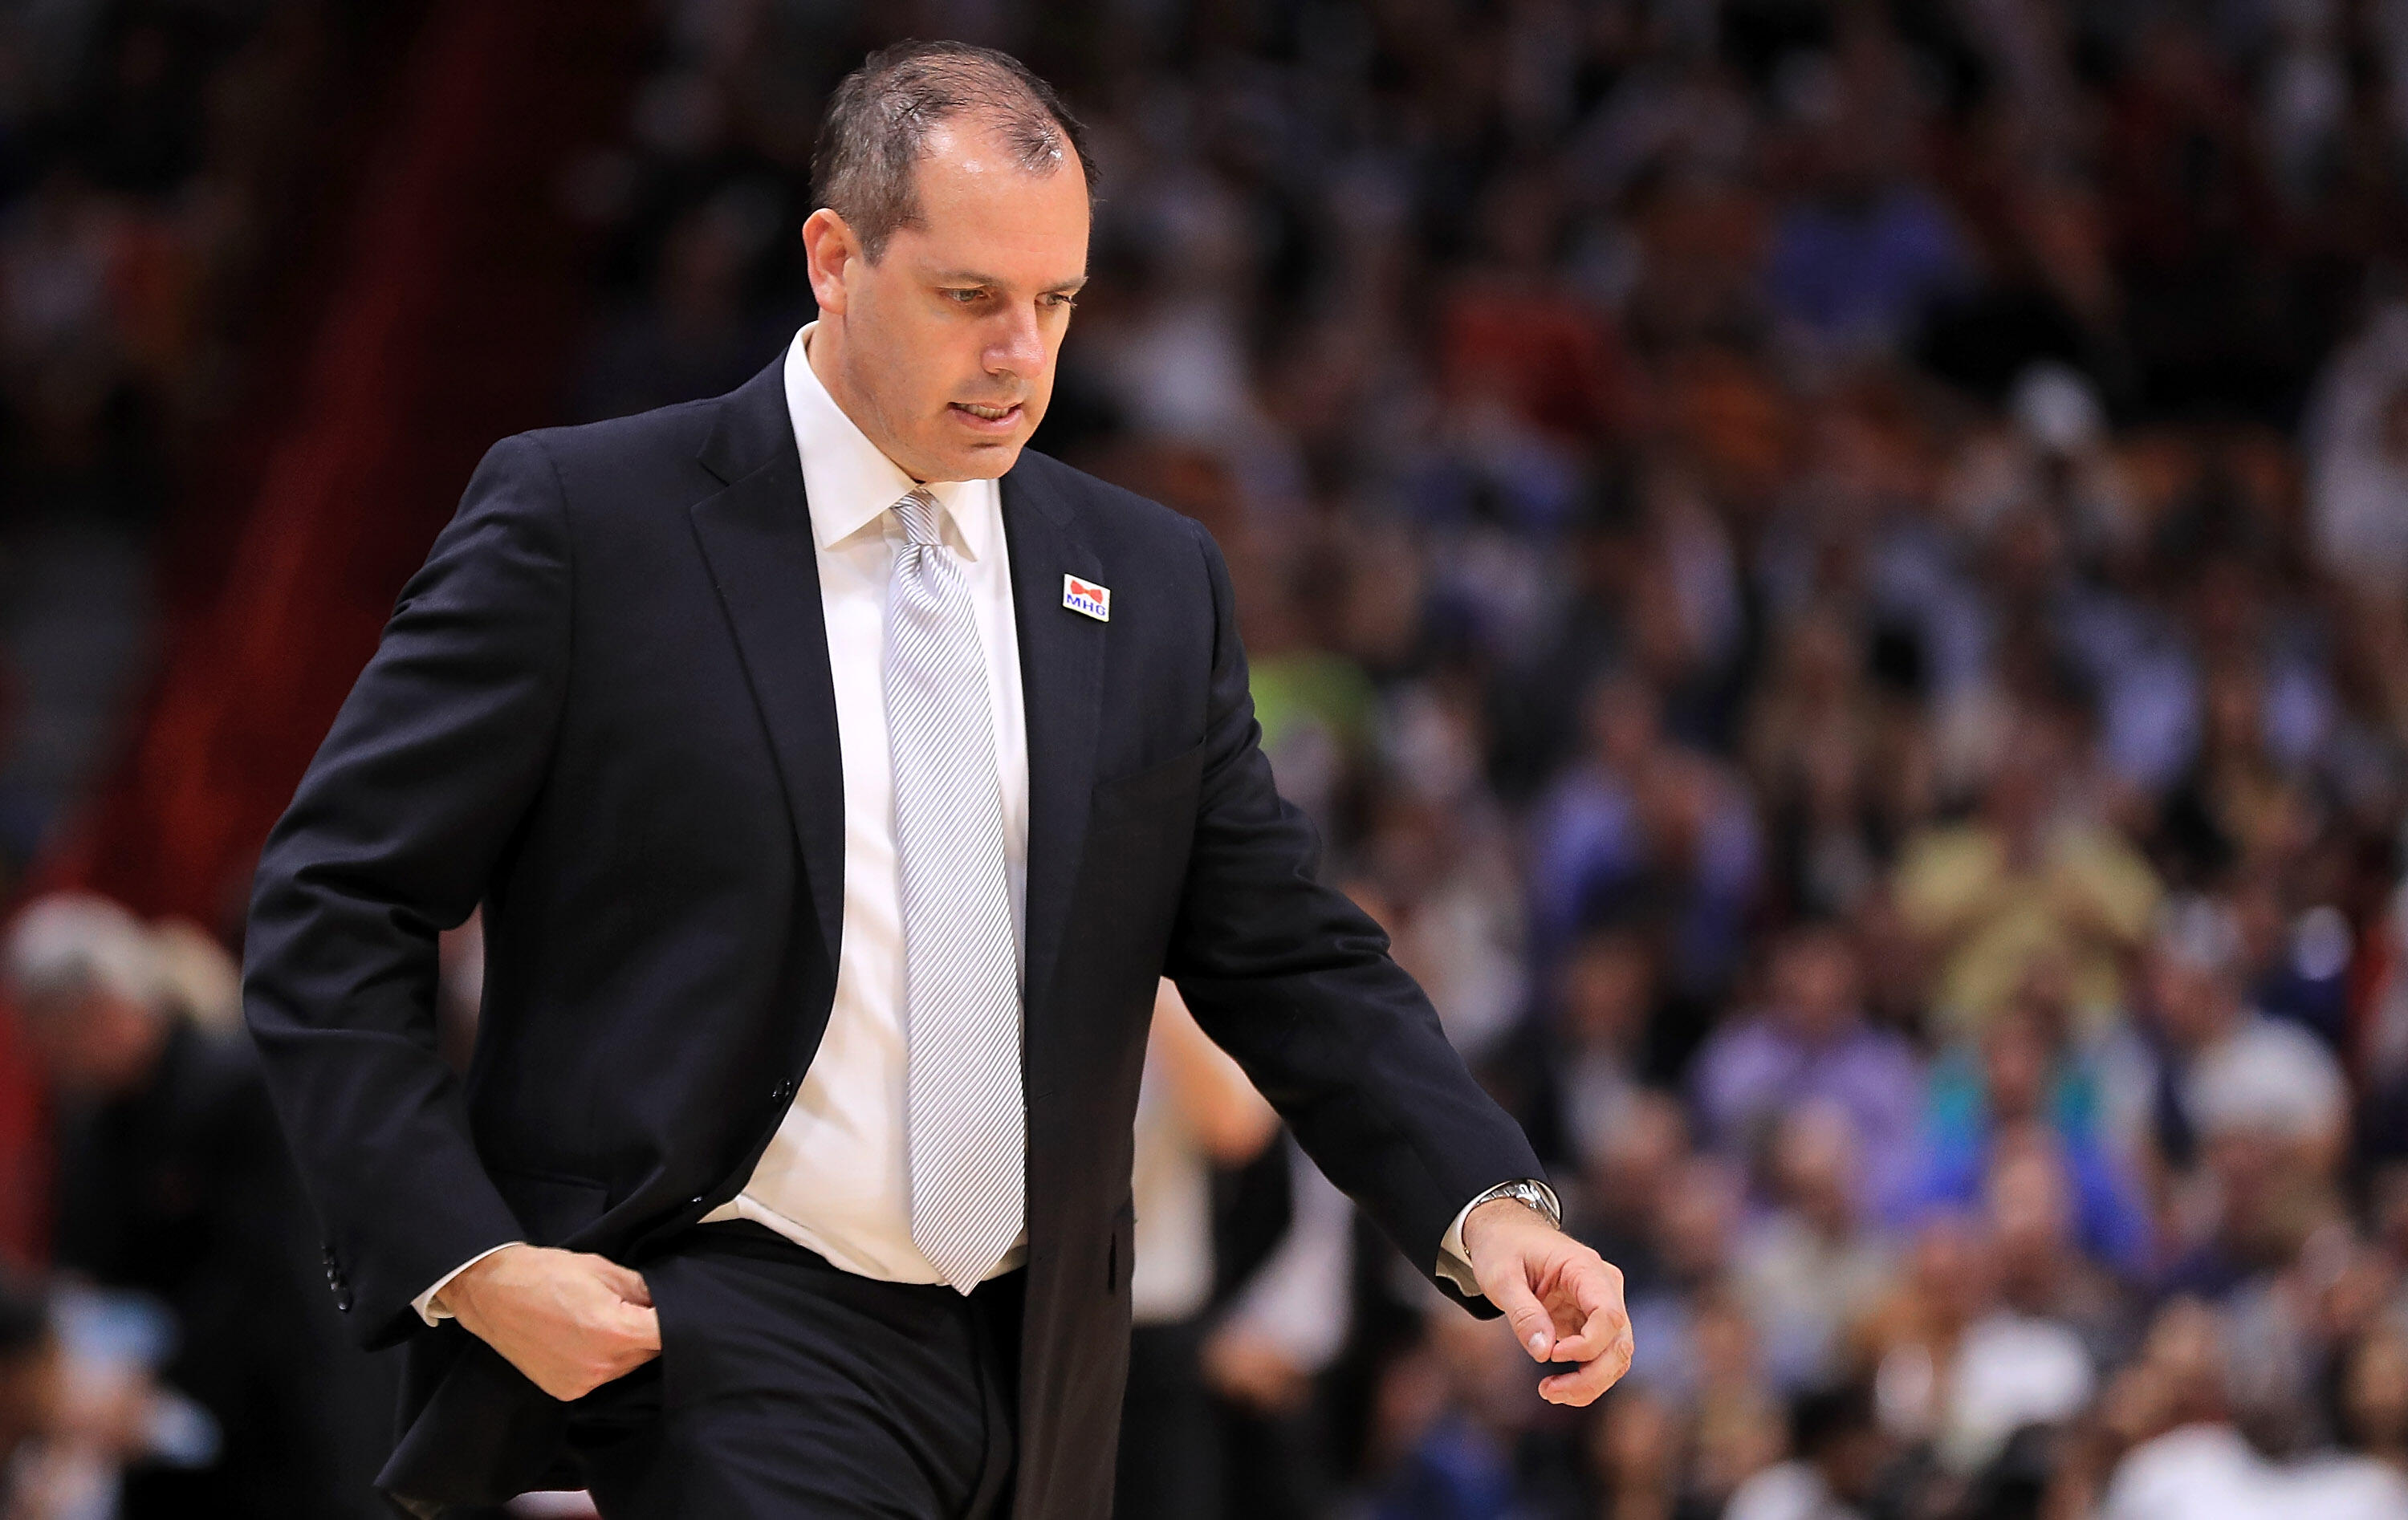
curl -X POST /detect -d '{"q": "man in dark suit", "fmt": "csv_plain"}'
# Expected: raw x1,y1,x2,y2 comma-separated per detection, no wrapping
242,40,1630,1519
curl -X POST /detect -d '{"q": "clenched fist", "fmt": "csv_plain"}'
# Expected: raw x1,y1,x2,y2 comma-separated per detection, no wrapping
435,1244,661,1401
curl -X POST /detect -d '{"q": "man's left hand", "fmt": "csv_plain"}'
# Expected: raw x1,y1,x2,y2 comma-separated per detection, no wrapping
1461,1198,1634,1406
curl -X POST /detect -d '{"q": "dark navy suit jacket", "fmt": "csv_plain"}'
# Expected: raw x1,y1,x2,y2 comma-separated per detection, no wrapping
242,356,1543,1515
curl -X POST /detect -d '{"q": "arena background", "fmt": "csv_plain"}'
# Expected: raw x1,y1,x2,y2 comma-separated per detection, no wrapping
2,1,2408,1516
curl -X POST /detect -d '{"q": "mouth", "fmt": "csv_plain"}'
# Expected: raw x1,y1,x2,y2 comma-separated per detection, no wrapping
949,400,1024,434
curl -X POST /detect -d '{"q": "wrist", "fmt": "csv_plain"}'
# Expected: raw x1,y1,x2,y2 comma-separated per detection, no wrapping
1462,1197,1556,1273
434,1242,530,1318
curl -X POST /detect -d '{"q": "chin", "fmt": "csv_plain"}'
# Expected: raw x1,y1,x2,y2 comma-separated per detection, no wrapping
937,439,1028,481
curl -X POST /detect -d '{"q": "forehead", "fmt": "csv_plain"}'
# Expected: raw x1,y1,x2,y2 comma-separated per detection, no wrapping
896,118,1088,274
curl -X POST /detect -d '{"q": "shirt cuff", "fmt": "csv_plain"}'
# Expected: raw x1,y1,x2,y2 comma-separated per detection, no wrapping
413,1242,523,1326
1434,1180,1562,1297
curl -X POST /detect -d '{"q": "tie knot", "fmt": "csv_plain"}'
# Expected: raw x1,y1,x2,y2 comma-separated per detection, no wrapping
892,487,942,548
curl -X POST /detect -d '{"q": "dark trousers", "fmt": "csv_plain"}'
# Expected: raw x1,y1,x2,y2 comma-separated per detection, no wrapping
568,1222,1022,1519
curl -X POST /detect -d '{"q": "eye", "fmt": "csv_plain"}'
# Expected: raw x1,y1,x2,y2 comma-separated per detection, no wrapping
1042,292,1080,310
942,287,987,305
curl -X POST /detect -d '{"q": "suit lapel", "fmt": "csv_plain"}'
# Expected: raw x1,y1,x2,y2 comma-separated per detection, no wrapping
1001,462,1105,1053
685,360,846,968
681,360,1106,1055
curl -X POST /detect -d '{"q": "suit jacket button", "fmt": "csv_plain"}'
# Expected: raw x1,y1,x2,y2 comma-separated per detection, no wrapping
689,1195,706,1206
335,1291,353,1313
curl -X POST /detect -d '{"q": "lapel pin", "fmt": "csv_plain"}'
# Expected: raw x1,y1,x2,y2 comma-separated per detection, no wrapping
1063,575,1111,622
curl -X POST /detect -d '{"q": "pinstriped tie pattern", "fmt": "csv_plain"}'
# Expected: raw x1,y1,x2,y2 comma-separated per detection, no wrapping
885,486,1025,1293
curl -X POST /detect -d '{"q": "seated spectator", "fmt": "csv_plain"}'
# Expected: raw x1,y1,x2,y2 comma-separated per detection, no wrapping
2233,882,2353,1059
2304,303,2408,604
1532,927,1656,1168
1893,992,2154,1278
1985,1136,2142,1371
2084,1289,2408,1518
2222,1225,2400,1457
1693,922,1923,1208
2333,1320,2408,1481
1743,603,1920,925
1679,1290,1788,1516
2,894,388,1518
1942,1307,2097,1477
1438,169,1640,449
1732,1103,1896,1394
1566,1089,1685,1300
1855,1212,2096,1476
1767,94,1975,367
2096,1299,2263,1520
1529,673,1760,1011
1624,1155,1743,1401
2349,882,2408,1159
1722,1380,1892,1520
1587,1385,1688,1520
2143,898,2349,1298
1894,712,2162,1042
1348,783,1529,1068
1369,1298,1580,1520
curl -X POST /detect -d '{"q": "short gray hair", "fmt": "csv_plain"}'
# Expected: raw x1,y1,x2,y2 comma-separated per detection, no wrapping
812,40,1096,262
3,893,163,1014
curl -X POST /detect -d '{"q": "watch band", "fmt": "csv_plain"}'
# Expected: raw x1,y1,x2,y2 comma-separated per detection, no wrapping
1466,1177,1561,1230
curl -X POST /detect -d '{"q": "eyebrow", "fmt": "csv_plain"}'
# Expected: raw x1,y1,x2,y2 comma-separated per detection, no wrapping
931,270,1089,293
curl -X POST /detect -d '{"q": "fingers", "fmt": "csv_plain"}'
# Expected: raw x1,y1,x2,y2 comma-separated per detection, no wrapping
622,1304,661,1356
591,1258,653,1307
1524,1254,1633,1404
1548,1298,1621,1363
470,1253,665,1401
1538,1318,1636,1407
543,1304,661,1400
1487,1270,1558,1362
1548,1260,1628,1363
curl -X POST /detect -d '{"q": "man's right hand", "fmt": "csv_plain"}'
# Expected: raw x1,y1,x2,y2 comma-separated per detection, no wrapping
433,1243,661,1401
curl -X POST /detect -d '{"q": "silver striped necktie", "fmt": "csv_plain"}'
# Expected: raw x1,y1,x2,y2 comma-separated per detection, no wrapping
885,486,1026,1293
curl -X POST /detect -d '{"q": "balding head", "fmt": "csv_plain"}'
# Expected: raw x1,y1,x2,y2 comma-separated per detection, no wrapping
813,40,1096,263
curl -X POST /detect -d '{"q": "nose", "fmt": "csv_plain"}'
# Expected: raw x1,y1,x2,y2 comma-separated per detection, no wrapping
984,301,1046,378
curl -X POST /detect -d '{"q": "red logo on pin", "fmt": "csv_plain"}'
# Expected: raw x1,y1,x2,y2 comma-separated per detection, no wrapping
1063,575,1111,622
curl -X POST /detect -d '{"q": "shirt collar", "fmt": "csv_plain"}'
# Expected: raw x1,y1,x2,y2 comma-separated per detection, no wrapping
782,322,991,559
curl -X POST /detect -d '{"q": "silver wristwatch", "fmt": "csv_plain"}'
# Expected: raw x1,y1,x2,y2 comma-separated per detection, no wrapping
1466,1177,1562,1229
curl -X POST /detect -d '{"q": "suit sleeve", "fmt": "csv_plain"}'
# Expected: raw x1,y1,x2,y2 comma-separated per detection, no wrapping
242,433,569,1348
1164,518,1544,1315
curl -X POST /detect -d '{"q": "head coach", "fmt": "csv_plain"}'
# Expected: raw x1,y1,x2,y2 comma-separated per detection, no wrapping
242,39,1631,1520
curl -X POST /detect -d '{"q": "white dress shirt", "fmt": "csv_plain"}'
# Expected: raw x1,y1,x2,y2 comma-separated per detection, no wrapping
418,323,1519,1321
696,323,1029,1283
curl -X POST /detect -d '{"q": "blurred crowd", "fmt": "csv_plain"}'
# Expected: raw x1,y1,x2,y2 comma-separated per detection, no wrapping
14,0,2408,1518
0,3,410,1517
0,0,401,900
558,1,2408,1517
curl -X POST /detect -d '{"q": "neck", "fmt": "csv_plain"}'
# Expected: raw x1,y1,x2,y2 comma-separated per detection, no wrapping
806,321,927,486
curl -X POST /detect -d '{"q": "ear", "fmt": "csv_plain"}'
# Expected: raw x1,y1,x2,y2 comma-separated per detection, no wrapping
801,208,857,316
